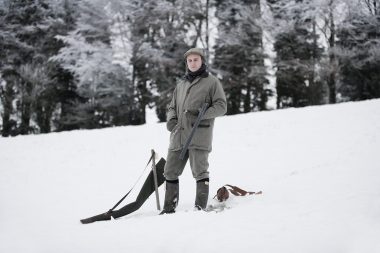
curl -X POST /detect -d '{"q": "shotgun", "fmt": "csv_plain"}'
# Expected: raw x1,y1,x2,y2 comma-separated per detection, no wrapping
179,103,209,160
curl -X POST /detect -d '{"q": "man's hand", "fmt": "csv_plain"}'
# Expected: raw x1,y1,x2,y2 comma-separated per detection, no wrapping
166,118,178,132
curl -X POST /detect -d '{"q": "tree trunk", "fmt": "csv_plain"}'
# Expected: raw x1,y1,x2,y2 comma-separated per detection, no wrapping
205,0,210,63
227,85,241,115
19,81,33,135
1,81,14,137
328,4,336,104
309,19,318,105
244,84,251,113
36,98,54,134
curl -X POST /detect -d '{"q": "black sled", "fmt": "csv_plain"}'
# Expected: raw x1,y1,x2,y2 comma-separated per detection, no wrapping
80,157,166,224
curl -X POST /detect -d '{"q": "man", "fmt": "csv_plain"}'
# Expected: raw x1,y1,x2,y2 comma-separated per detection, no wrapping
160,48,227,214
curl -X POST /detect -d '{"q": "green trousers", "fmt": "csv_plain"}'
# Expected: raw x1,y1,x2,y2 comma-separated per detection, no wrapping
164,149,210,181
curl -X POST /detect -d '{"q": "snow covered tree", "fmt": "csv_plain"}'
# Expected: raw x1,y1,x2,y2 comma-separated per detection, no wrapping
109,0,202,123
0,0,62,135
316,0,341,104
0,0,86,135
214,0,271,114
300,0,351,104
52,0,134,129
336,0,380,100
43,0,80,132
268,0,324,108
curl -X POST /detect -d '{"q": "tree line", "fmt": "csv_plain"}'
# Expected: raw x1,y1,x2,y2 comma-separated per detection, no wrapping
0,0,379,137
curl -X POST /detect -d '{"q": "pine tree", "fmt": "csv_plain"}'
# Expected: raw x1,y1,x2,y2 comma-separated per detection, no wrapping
322,0,339,104
336,0,380,100
110,0,193,123
214,0,270,114
0,0,60,135
44,0,80,132
269,0,323,108
52,0,134,129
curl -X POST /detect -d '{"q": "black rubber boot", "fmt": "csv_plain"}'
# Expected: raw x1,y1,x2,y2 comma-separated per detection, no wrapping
195,178,209,210
159,179,179,215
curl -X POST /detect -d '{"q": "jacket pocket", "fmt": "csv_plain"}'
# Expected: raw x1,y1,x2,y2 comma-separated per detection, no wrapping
191,118,211,128
191,123,210,128
190,119,214,150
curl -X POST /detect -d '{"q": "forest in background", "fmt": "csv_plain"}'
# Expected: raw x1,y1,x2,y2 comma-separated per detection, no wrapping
0,0,379,137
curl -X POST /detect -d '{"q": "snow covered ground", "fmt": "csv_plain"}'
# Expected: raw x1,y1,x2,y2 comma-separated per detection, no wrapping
1,99,380,253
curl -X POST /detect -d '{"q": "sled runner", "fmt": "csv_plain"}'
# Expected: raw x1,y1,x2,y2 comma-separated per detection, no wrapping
80,151,165,224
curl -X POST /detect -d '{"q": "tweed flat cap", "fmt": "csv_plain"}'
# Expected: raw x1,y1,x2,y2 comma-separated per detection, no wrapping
183,48,205,59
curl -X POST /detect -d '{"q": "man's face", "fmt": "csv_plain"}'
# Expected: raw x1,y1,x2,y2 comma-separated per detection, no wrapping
186,54,202,72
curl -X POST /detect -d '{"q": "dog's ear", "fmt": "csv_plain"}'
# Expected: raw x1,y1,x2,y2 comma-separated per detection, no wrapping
216,186,229,202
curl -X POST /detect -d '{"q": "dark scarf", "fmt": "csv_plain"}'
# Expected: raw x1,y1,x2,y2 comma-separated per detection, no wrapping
185,63,209,82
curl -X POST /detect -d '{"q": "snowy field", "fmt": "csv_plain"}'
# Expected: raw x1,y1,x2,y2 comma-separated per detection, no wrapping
1,99,380,253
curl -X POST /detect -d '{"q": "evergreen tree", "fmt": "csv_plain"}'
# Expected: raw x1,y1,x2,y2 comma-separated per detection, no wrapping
52,0,133,129
45,0,80,132
0,0,60,135
336,0,380,100
319,0,340,104
214,0,270,114
269,0,324,108
110,0,193,123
